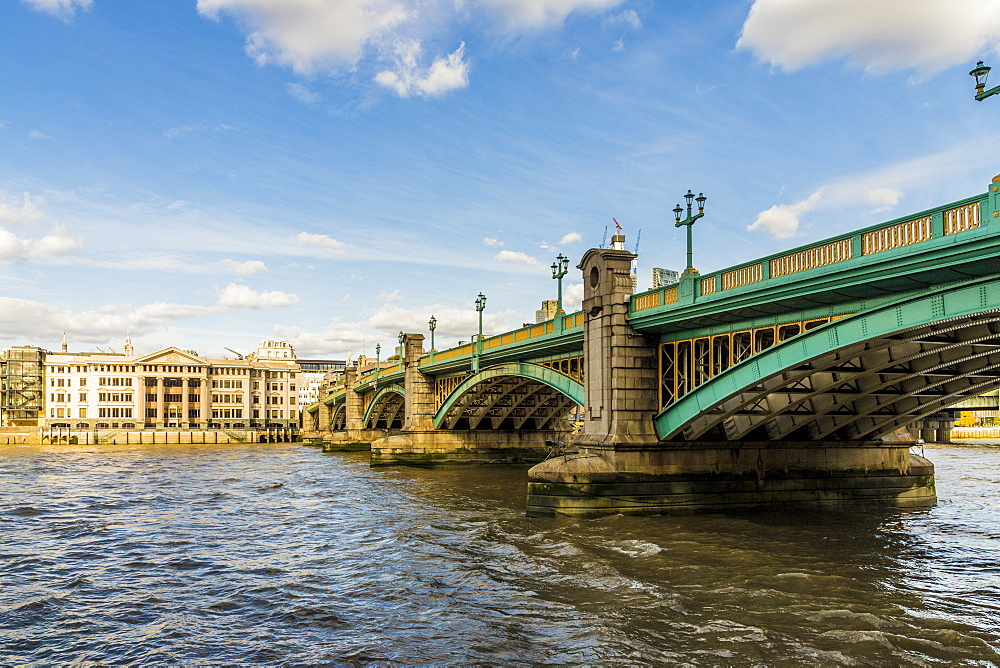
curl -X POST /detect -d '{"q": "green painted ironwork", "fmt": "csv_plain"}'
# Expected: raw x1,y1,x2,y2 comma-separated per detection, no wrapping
432,362,584,429
654,274,1000,441
362,383,406,428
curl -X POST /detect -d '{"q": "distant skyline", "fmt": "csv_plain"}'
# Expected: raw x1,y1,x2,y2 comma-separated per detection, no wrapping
2,0,999,359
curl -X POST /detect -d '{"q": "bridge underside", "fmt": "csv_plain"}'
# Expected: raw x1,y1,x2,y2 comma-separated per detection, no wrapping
365,390,404,430
670,313,1000,442
438,376,577,430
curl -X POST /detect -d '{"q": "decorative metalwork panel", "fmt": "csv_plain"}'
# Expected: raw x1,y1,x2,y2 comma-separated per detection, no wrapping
700,276,716,296
634,291,661,311
539,356,584,384
944,202,981,235
721,263,762,290
435,373,470,408
769,238,852,278
658,314,849,410
862,216,931,255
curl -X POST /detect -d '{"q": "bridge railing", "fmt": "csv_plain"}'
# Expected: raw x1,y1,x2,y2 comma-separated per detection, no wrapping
419,310,585,365
632,190,992,313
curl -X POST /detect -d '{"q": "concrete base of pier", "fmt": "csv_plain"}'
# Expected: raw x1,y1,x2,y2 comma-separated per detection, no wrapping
314,429,398,452
525,441,936,517
370,430,566,467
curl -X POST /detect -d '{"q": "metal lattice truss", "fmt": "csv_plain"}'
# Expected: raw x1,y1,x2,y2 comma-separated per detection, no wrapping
678,315,1000,442
365,390,404,429
439,376,577,431
331,404,346,430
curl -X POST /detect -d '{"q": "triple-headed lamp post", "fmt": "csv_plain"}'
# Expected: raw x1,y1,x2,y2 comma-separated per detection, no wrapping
550,253,569,315
673,190,707,274
970,61,1000,102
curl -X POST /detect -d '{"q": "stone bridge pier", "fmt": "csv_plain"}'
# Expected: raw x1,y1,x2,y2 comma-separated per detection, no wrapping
370,333,565,466
321,364,396,451
526,242,935,517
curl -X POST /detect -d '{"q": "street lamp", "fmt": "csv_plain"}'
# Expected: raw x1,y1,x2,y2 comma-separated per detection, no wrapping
550,253,569,315
428,315,437,352
970,61,1000,101
374,343,381,386
475,293,487,340
398,331,404,360
673,189,707,274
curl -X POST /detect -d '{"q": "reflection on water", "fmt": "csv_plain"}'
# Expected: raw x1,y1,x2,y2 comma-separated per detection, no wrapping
1,442,998,663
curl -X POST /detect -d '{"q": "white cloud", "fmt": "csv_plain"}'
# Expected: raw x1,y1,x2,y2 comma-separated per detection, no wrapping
27,130,52,140
21,0,91,21
604,8,640,29
477,0,625,30
221,259,268,275
375,41,469,98
483,237,505,246
294,231,347,254
197,0,410,74
0,224,82,261
866,188,904,213
379,289,401,302
287,82,322,104
216,282,300,309
0,191,44,225
563,282,584,310
495,250,540,266
559,232,582,245
737,0,1000,74
747,190,823,239
0,297,214,342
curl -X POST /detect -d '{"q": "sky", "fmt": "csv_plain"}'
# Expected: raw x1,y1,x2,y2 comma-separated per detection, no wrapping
2,0,1000,360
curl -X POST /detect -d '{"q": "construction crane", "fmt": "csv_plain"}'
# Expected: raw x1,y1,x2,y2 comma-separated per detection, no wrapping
224,347,244,360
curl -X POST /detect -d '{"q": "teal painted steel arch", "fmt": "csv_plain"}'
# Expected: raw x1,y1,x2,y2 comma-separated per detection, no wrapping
655,276,1000,440
432,362,584,429
362,384,405,427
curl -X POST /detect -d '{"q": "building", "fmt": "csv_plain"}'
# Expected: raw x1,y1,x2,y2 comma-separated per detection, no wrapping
652,267,679,288
535,299,560,323
296,358,346,409
1,346,44,426
39,337,300,431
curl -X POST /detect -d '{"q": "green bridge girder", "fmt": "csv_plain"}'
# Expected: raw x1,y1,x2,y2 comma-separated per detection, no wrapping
655,275,1000,442
363,384,405,430
433,362,583,431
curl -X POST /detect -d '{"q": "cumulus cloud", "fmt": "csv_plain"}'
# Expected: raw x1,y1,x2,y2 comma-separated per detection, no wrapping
295,231,347,254
0,191,44,225
495,250,540,266
559,232,582,245
375,41,469,98
737,0,1000,74
0,297,214,342
197,0,410,74
563,282,584,310
0,225,82,261
21,0,91,20
478,0,625,30
483,237,505,246
221,259,268,275
866,188,904,213
747,190,823,239
216,282,300,309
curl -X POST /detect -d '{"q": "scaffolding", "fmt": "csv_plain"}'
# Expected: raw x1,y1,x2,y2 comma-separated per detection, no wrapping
1,346,44,426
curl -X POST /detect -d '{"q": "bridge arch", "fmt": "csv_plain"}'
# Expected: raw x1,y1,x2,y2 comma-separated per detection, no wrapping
433,362,583,430
656,277,1000,442
363,384,405,430
331,403,346,430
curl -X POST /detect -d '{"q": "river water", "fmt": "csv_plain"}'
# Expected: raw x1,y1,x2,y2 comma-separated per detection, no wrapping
1,441,998,664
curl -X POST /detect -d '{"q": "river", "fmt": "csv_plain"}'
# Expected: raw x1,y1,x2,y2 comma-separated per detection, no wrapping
1,441,998,664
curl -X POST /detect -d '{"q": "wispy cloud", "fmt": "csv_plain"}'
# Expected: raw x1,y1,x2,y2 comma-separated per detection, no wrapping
866,188,904,213
375,41,469,98
495,250,540,266
221,259,268,275
21,0,92,21
294,231,347,254
483,237,505,247
0,191,45,225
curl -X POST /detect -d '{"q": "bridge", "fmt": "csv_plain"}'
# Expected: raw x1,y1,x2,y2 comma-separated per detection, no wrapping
305,173,1000,516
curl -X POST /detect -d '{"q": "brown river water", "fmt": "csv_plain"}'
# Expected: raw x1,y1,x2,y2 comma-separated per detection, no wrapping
1,441,998,664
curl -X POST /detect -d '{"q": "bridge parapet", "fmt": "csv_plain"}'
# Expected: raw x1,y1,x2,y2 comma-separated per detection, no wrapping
631,186,995,329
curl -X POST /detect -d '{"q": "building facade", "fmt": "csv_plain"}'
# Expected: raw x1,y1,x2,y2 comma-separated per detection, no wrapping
535,299,560,323
1,346,44,426
652,267,679,288
39,341,299,431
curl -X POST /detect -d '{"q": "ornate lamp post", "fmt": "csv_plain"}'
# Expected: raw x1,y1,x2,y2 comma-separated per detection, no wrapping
550,253,569,315
673,190,707,274
474,293,486,372
970,61,1000,101
398,331,405,361
374,343,381,386
428,315,437,352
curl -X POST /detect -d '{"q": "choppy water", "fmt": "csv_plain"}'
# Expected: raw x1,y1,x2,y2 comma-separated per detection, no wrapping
1,441,999,664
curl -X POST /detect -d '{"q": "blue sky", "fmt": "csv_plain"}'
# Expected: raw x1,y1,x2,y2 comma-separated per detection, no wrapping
2,0,999,359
